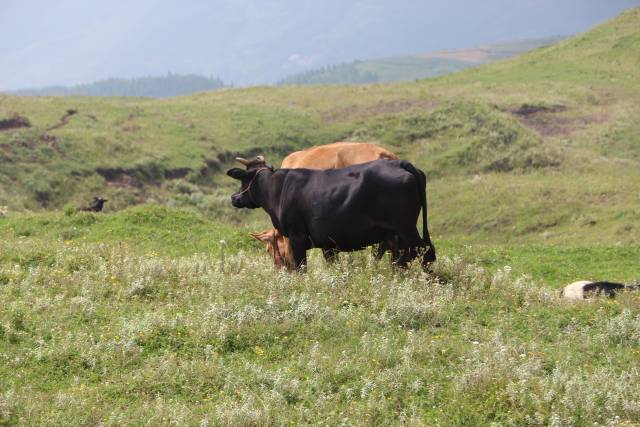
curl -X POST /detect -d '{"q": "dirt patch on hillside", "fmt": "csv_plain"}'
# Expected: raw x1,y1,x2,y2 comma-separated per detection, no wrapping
47,109,78,131
321,99,437,124
509,104,607,137
0,114,31,131
164,168,191,179
97,145,295,189
97,165,197,188
196,158,224,180
512,104,567,117
96,167,142,188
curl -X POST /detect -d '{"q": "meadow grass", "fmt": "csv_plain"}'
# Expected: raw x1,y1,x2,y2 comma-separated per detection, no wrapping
1,9,640,425
1,206,638,288
0,205,254,258
1,9,639,218
1,225,640,426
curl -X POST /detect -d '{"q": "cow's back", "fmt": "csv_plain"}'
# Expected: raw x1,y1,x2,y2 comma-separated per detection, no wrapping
282,142,397,169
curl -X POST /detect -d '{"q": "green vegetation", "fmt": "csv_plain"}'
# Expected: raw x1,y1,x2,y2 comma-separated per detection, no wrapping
2,10,638,228
0,205,254,258
1,205,637,286
1,219,639,425
0,8,639,425
12,73,227,98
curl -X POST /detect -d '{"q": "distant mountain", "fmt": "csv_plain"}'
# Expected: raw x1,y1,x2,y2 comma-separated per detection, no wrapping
277,37,564,86
12,74,227,98
2,2,634,90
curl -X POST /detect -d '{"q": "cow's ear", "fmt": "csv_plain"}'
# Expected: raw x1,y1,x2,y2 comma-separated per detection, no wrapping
227,168,247,180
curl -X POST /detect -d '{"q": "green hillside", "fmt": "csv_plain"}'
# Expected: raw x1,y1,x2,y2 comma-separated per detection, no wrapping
1,7,639,250
277,37,563,85
2,9,640,426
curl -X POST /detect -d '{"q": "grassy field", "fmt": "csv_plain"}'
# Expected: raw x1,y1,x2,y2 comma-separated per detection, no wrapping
1,206,640,426
1,7,639,426
1,9,639,244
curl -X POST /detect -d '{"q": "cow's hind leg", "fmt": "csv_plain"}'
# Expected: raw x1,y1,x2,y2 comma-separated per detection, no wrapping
395,247,419,268
421,233,436,264
421,245,436,270
394,228,423,269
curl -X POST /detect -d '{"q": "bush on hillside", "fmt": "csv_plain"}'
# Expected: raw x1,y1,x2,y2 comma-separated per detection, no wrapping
368,102,562,176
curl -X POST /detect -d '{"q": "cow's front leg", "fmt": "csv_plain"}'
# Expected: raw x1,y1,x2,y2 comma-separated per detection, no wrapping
372,244,385,260
377,234,399,262
288,236,308,271
322,248,339,263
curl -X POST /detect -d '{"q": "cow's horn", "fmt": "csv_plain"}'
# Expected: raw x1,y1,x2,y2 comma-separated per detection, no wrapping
256,155,265,162
235,157,249,166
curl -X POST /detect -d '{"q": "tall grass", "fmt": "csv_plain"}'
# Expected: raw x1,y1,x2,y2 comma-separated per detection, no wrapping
1,233,639,425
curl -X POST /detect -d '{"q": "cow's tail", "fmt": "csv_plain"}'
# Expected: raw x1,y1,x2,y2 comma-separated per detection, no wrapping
400,161,436,262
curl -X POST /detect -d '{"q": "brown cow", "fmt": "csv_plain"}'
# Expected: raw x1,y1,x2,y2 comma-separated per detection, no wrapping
250,228,294,269
282,142,398,169
251,142,399,270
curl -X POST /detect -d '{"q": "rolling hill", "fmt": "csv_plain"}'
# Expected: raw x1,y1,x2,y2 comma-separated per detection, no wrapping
276,37,564,85
1,9,640,425
0,8,639,251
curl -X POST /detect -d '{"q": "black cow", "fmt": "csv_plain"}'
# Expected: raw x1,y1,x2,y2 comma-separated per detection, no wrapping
78,197,107,212
227,156,436,270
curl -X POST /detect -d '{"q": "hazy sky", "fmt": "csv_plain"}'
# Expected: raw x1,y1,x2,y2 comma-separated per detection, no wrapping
1,0,638,90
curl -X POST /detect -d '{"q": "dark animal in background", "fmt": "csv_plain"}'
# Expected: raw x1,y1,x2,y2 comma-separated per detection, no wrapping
78,197,107,212
227,156,436,270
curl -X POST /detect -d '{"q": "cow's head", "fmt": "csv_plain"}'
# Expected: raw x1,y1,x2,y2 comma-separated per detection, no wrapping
227,155,272,209
250,228,295,270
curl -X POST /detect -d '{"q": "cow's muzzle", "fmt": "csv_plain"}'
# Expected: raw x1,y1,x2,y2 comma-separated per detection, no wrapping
231,194,244,208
